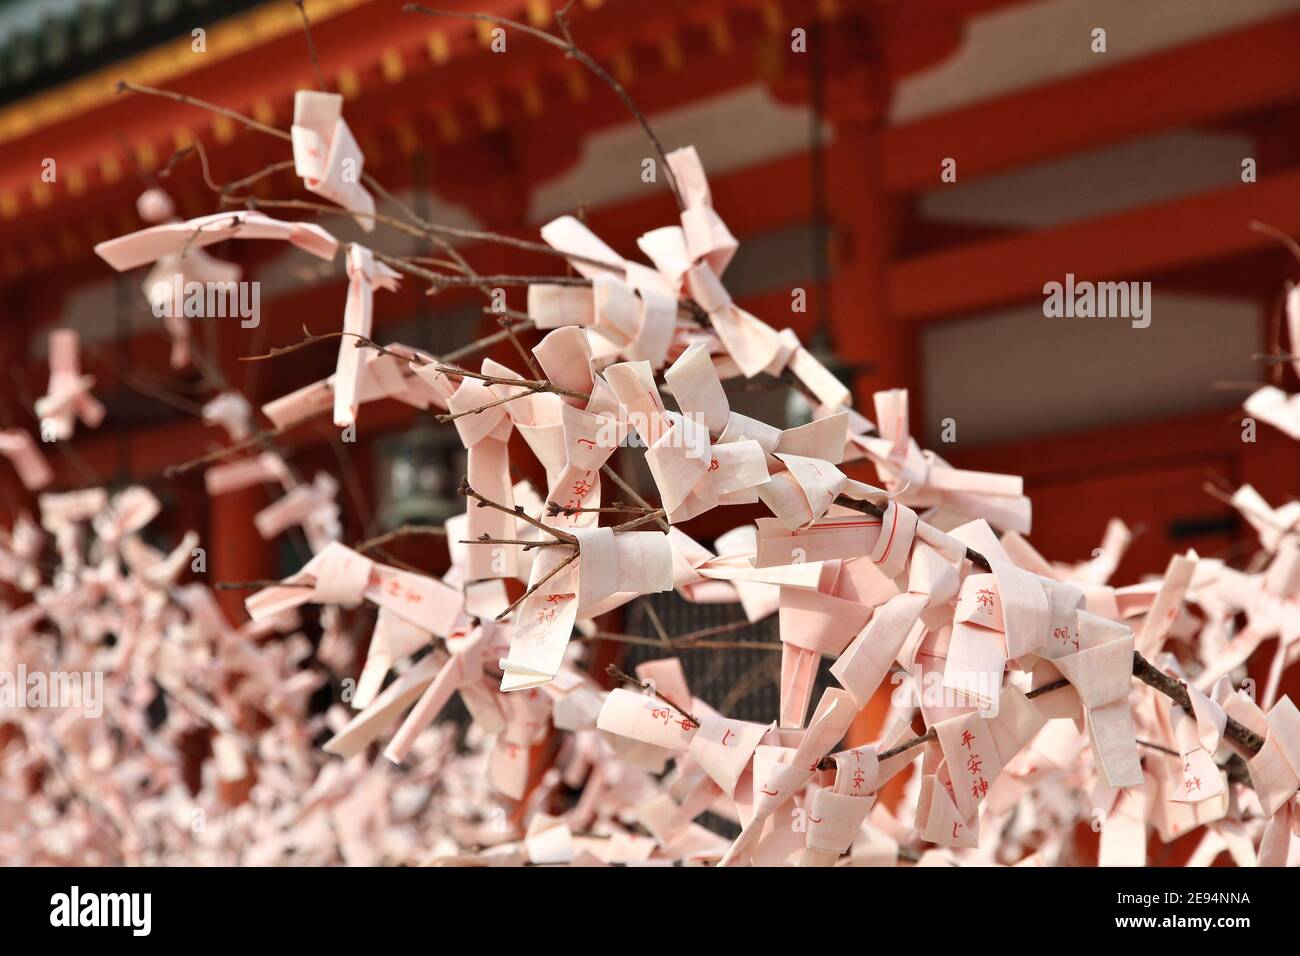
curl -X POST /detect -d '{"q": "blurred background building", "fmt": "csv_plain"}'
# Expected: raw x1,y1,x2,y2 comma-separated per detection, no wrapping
0,0,1297,718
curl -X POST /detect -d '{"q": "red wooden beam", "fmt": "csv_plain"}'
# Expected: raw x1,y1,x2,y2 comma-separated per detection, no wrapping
0,0,821,231
882,11,1300,194
888,166,1300,322
945,409,1250,484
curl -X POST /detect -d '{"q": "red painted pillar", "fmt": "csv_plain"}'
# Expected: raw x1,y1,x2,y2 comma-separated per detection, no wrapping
822,65,915,769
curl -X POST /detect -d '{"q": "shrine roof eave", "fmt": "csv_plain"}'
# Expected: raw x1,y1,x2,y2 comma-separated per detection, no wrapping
0,0,1030,230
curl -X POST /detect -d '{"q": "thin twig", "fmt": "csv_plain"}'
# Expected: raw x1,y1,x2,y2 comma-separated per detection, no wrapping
608,509,668,532
405,4,684,210
641,598,672,649
116,81,290,142
497,312,543,378
435,388,537,423
428,364,587,400
1135,738,1180,758
495,547,579,622
606,664,700,728
294,0,329,92
461,536,567,550
354,524,448,554
442,318,535,363
220,159,296,197
545,501,656,518
459,478,578,545
119,78,626,280
585,631,779,652
163,427,285,478
600,464,669,532
216,580,311,590
1249,220,1300,264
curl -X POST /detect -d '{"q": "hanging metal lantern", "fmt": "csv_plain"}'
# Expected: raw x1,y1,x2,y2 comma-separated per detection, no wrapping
374,419,465,529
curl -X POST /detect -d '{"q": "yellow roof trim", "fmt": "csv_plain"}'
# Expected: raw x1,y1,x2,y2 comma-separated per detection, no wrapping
0,0,369,146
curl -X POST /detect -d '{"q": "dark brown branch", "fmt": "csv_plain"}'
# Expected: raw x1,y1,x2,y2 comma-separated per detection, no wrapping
545,501,656,518
293,0,329,91
220,159,296,197
459,478,578,546
608,509,668,532
1131,653,1264,756
815,678,1075,770
116,81,290,142
600,465,670,533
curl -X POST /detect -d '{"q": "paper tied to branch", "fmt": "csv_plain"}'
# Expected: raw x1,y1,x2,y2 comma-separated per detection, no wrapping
1050,610,1143,788
0,429,52,491
798,745,882,867
1165,677,1229,805
608,343,769,522
603,358,722,523
688,712,770,801
1243,695,1300,818
536,218,685,367
36,329,104,441
291,90,376,231
942,557,1055,713
921,686,1046,848
572,526,674,621
142,237,241,369
757,454,849,531
94,209,338,271
204,451,290,497
253,472,340,553
541,400,625,536
93,486,162,546
718,687,860,866
1230,485,1300,555
854,389,1031,534
597,687,699,752
352,607,435,710
334,244,401,427
495,544,579,694
384,624,488,764
1132,552,1198,660
778,584,872,729
528,273,678,371
644,147,781,378
246,541,461,638
1258,549,1300,709
322,651,447,760
278,344,443,435
444,358,526,581
200,392,253,442
830,501,962,710
1098,784,1149,867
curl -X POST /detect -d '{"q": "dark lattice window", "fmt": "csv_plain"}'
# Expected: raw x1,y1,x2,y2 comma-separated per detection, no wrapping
617,593,838,839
